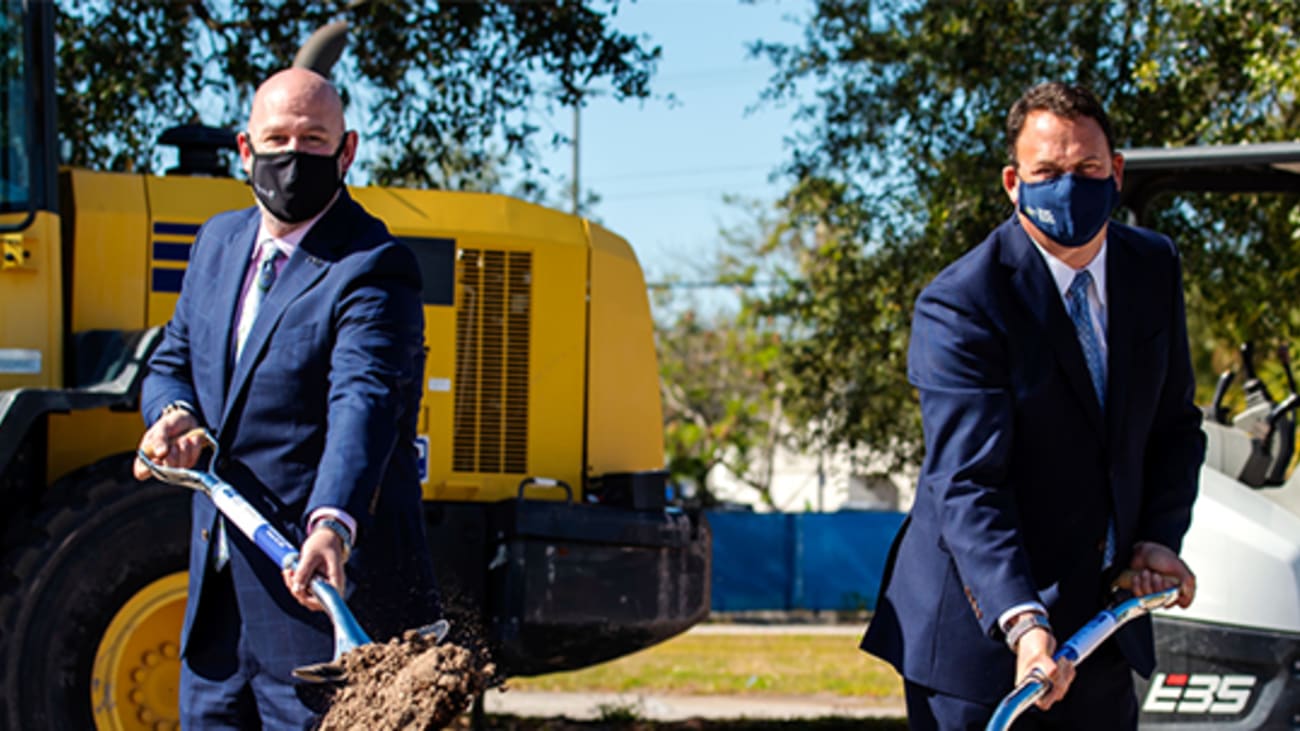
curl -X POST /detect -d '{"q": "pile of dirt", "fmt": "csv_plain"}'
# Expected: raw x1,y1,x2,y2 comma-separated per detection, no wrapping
319,629,495,730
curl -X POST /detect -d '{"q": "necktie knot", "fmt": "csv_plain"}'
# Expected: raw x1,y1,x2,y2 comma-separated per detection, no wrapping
256,241,284,293
1067,269,1093,305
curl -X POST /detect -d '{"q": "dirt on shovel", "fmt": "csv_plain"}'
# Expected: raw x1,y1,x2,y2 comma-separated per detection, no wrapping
318,628,496,730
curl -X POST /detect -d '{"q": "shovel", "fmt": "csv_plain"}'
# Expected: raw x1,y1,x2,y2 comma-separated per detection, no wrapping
985,572,1182,731
137,428,448,683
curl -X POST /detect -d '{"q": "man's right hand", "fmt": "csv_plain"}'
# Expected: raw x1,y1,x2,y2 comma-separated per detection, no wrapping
133,409,203,480
1014,623,1074,710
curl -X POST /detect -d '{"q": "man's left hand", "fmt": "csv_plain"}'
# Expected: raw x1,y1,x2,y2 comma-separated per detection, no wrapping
283,527,347,611
1129,541,1195,608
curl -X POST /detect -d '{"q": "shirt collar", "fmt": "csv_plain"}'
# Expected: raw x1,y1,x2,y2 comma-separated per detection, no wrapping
252,197,334,262
1029,236,1108,311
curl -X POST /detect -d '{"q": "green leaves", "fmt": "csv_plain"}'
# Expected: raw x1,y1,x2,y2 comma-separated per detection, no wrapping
750,0,1300,466
54,0,659,186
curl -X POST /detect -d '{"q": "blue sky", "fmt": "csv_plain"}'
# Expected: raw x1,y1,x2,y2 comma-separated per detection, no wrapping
534,0,811,284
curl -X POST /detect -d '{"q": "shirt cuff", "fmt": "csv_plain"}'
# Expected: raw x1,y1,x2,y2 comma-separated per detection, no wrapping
998,601,1047,634
307,507,357,544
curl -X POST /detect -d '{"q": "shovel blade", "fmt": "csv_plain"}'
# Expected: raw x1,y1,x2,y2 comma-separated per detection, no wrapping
292,660,349,684
291,617,452,684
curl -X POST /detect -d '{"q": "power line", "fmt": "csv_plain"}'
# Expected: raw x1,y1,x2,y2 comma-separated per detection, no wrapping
646,280,781,290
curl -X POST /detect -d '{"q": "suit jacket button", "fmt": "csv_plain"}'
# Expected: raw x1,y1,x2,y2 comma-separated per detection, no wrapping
201,528,210,542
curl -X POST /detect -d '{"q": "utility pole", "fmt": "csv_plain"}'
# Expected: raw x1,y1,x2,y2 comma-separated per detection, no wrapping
571,101,581,216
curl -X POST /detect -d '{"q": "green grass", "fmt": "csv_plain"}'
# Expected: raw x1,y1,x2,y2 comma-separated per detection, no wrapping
505,631,904,701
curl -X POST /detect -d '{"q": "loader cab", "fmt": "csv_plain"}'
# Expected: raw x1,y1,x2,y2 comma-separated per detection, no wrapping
0,0,57,225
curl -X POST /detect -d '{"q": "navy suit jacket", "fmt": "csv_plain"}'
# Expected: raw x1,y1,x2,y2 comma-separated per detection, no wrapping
861,216,1205,703
142,191,439,679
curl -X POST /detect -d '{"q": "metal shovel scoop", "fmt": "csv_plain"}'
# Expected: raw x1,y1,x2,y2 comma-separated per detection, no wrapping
137,428,449,683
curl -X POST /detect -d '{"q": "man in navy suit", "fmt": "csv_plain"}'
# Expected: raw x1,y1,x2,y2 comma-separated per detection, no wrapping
861,82,1205,729
134,67,440,728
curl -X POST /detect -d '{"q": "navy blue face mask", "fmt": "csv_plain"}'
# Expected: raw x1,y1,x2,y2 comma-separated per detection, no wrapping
1017,172,1119,248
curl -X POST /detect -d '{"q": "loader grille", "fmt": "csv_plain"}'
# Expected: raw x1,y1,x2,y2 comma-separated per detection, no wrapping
453,248,531,473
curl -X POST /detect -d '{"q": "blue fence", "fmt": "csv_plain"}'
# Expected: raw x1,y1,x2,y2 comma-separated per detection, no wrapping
707,510,906,612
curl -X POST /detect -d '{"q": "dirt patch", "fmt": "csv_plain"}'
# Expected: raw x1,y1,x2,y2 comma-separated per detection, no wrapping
319,629,495,730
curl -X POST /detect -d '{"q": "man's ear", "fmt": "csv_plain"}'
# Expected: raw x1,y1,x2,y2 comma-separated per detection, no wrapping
236,131,254,177
338,130,358,177
1112,152,1125,191
1002,165,1020,204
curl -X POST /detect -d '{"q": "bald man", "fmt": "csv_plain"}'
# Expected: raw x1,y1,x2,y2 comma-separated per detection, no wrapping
135,68,441,728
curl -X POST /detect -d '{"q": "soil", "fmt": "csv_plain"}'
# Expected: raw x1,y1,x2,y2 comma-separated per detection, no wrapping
319,629,496,730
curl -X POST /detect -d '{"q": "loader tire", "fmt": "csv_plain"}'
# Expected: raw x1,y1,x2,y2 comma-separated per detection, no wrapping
0,454,189,730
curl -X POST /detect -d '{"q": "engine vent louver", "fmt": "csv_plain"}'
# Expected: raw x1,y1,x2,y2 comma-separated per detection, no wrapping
453,249,531,474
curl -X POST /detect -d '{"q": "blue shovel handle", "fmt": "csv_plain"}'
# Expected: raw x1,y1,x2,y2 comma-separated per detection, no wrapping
985,576,1181,731
137,430,372,680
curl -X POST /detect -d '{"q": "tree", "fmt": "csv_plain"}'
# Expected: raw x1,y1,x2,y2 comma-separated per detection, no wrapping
654,200,790,508
751,0,1300,464
54,0,659,191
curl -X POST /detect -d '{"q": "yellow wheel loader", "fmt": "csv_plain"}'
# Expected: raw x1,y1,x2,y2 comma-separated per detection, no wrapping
0,5,709,728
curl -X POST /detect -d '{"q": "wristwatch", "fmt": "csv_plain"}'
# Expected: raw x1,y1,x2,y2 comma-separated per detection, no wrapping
1005,612,1052,653
160,401,194,418
312,517,354,563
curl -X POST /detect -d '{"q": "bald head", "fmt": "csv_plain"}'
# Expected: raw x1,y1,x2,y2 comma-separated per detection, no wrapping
237,68,358,232
247,68,345,145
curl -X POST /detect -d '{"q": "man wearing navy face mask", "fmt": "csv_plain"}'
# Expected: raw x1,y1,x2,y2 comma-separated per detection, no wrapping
861,82,1205,729
134,68,440,728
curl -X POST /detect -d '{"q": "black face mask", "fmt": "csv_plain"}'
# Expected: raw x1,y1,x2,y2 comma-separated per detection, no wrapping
248,137,346,223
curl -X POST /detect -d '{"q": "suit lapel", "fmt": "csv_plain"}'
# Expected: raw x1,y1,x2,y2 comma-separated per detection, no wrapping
211,212,261,422
221,197,351,426
1004,221,1106,435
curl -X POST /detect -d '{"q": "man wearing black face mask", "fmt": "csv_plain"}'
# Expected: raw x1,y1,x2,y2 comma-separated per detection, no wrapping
860,82,1205,729
133,68,440,728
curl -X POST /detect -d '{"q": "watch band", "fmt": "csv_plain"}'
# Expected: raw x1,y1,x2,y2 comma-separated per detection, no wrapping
161,401,194,418
1005,612,1052,653
312,516,354,563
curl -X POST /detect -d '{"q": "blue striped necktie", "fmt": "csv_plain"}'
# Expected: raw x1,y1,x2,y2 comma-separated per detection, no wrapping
1065,269,1115,566
1065,270,1106,410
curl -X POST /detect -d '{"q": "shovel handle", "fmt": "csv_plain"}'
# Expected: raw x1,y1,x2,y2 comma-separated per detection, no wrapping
138,431,375,669
984,576,1181,731
137,438,300,571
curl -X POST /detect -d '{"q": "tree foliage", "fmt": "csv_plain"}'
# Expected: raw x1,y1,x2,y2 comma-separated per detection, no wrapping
55,0,659,188
654,202,790,508
753,0,1300,464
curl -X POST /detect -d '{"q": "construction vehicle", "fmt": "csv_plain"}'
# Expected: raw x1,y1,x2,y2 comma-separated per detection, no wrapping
0,4,709,729
1121,143,1300,728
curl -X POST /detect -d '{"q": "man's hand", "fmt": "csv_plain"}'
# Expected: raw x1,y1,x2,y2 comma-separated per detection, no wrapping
1129,541,1195,608
283,527,347,612
1014,623,1074,710
133,409,203,480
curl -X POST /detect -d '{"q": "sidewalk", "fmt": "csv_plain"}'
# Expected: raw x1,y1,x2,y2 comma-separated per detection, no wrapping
482,689,904,722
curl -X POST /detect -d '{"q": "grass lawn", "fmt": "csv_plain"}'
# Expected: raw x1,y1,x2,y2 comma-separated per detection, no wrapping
505,630,904,701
